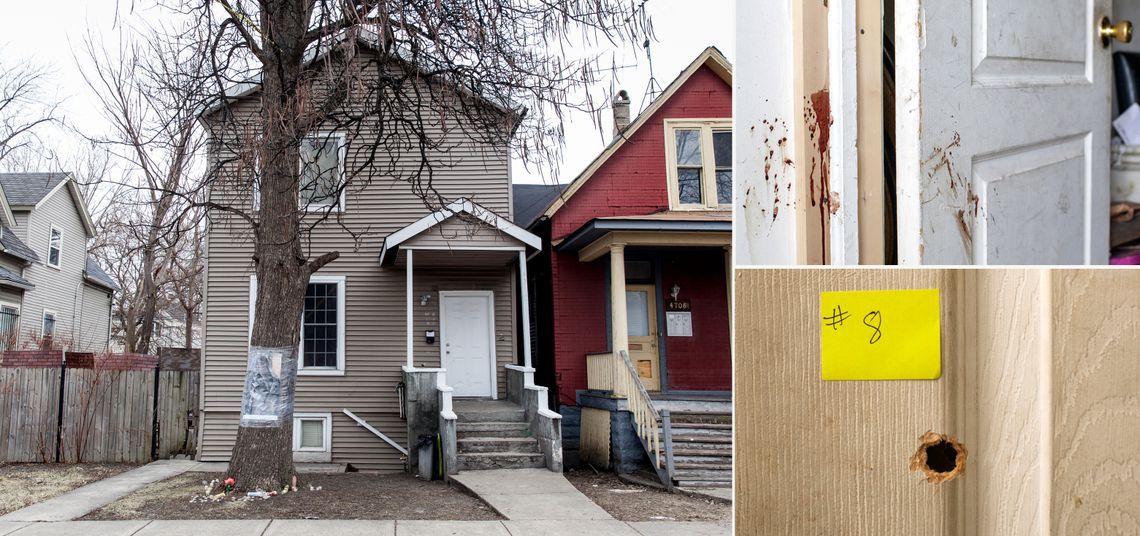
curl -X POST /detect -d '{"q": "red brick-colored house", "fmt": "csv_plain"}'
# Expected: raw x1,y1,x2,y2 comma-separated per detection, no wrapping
516,47,732,490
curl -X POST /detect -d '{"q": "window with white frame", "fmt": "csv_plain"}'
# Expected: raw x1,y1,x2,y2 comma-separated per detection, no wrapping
665,120,733,210
0,303,19,350
249,275,346,375
298,134,345,210
41,310,56,340
47,227,62,268
292,413,332,460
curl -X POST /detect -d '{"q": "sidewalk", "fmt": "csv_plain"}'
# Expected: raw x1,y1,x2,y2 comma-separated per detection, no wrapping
450,468,612,521
0,460,198,523
0,519,727,535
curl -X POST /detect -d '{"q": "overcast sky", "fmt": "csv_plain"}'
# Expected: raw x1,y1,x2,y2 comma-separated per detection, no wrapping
0,0,733,188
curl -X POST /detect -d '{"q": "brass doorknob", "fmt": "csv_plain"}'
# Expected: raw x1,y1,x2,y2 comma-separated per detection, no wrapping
1101,16,1133,48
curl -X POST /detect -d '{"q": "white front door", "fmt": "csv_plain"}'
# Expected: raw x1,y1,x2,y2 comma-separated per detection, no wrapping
895,0,1112,264
440,292,495,397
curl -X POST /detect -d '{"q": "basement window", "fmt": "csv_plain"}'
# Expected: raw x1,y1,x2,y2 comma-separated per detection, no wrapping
293,413,332,462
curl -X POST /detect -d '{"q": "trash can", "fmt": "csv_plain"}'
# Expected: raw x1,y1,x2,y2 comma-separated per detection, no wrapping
416,435,434,480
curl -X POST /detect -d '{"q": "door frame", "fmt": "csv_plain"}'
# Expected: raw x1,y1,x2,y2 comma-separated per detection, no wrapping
438,290,497,399
625,283,662,391
736,0,888,265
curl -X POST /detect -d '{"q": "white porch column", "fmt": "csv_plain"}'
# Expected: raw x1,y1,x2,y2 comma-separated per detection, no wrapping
610,243,628,358
406,249,414,369
518,251,532,369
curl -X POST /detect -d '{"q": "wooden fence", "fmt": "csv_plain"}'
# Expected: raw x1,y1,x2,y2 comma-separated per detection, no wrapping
0,351,199,463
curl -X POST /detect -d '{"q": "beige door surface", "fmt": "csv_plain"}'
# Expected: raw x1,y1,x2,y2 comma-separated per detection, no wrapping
895,0,1111,264
736,269,1140,534
625,284,660,391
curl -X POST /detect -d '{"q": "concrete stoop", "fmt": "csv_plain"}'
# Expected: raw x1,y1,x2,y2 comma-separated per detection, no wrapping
455,400,546,471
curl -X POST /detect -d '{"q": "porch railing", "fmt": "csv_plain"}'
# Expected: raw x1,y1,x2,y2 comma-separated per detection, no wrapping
614,350,664,472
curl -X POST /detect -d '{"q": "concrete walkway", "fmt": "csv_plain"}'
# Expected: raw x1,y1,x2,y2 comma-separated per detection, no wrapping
0,460,198,522
450,468,612,521
0,519,728,536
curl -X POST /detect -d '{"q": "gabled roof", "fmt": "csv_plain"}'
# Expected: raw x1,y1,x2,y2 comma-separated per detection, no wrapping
200,27,522,120
379,198,541,265
512,183,565,229
0,173,97,237
539,46,732,221
0,172,68,206
84,257,118,291
0,227,39,264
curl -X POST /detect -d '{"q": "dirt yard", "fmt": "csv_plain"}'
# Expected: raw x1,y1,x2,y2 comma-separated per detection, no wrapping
81,472,503,521
564,468,730,525
0,463,136,515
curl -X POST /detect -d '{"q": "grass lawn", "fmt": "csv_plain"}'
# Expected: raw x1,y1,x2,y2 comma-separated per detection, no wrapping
0,463,136,515
81,471,503,521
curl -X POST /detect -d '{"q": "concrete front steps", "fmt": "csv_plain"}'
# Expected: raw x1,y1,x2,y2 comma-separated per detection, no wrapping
661,411,732,489
455,399,545,471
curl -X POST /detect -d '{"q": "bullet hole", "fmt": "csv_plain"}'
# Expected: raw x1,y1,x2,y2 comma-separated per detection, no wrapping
909,431,967,484
924,440,957,473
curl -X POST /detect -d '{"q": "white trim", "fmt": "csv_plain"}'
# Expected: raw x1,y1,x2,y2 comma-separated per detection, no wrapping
517,251,532,370
664,119,733,211
0,300,20,349
299,275,346,376
33,176,72,211
379,198,541,264
734,2,799,265
41,308,57,339
32,177,96,238
403,245,527,252
248,274,347,376
46,225,62,269
292,412,332,462
438,290,497,399
406,250,414,368
827,0,860,265
298,132,348,213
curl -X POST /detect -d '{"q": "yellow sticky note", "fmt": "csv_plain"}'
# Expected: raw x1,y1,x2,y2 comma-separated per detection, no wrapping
820,288,941,380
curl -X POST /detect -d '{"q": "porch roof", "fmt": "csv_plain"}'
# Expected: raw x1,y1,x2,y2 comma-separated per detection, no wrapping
379,198,541,266
556,213,731,262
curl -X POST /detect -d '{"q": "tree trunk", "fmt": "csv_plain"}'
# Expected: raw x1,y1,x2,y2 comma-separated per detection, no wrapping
225,2,312,491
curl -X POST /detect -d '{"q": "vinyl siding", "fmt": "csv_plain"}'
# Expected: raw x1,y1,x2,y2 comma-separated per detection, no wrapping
78,284,112,352
200,54,516,469
403,216,519,250
10,188,107,352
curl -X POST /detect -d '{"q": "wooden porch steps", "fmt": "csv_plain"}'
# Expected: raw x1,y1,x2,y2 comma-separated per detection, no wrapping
455,400,544,471
659,410,733,490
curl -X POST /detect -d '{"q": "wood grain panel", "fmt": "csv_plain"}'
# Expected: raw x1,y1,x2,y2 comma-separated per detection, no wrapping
1051,270,1140,533
735,269,961,534
736,268,1140,533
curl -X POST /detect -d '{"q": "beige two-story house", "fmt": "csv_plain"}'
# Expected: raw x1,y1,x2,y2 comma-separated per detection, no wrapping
0,173,116,353
197,34,559,473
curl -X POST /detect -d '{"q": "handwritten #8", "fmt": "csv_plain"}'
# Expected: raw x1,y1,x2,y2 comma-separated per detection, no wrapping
823,305,883,344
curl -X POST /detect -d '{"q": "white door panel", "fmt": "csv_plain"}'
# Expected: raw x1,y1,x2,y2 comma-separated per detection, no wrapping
896,0,1110,264
441,293,494,397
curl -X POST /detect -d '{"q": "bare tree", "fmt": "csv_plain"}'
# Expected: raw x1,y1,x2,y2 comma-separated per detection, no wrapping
0,52,57,167
80,25,209,354
161,0,648,491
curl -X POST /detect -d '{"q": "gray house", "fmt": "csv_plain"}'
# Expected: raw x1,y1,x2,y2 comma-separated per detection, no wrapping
197,37,560,474
0,173,117,352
